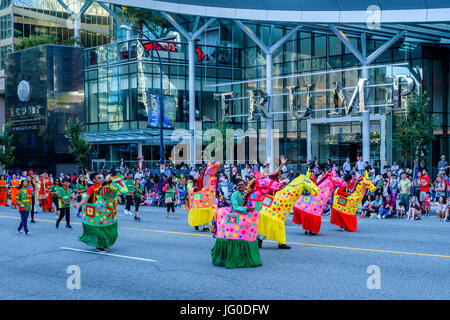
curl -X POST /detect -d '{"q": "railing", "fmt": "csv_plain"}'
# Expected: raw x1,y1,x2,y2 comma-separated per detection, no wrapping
84,38,241,69
91,160,192,174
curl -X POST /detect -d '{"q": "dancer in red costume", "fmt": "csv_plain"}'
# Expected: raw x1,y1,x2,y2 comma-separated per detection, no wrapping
39,172,54,212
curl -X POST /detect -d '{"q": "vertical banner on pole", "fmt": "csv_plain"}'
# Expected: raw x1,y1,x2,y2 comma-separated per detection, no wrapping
146,91,177,129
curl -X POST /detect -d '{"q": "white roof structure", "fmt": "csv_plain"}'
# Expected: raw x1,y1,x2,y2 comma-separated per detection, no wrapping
99,0,450,23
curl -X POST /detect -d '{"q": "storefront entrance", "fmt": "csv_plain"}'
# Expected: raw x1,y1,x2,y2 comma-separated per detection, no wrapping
307,115,386,168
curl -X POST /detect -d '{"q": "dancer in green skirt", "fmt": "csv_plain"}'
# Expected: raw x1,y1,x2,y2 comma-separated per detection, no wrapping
73,171,128,252
211,179,260,268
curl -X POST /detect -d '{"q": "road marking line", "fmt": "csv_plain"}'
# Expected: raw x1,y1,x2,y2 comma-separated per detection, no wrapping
278,241,450,259
120,226,211,237
1,215,449,259
60,247,158,262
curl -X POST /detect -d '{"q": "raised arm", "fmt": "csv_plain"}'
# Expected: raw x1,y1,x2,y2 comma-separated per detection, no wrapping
266,156,287,180
73,193,91,208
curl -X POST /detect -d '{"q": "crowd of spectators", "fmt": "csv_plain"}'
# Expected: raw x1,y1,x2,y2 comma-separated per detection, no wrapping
7,154,450,223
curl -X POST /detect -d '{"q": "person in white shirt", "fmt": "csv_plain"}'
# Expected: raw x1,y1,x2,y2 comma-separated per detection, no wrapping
391,161,400,173
356,155,365,175
219,173,229,199
241,164,250,179
134,170,144,180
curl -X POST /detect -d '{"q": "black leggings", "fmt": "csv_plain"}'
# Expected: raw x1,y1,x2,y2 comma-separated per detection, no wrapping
134,197,141,212
53,198,59,211
57,207,71,226
125,195,133,211
166,202,175,213
30,196,35,220
77,195,82,214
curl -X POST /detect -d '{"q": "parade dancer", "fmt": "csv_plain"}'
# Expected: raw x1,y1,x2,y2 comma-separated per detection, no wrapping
330,173,352,231
73,171,128,252
164,176,178,219
56,178,73,229
331,171,377,232
188,163,220,231
211,179,259,268
39,172,53,212
26,176,36,223
133,178,144,221
0,175,8,206
75,175,88,217
124,172,135,216
293,169,344,235
16,180,32,236
211,174,284,268
257,170,320,248
10,174,20,210
50,178,61,218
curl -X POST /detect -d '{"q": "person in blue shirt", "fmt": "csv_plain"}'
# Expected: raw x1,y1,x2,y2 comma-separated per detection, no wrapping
343,158,351,173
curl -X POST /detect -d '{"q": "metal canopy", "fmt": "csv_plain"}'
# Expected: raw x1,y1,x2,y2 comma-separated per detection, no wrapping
98,0,450,23
83,129,184,145
97,0,450,44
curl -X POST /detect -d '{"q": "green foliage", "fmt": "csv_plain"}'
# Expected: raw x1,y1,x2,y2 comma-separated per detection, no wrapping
15,34,59,51
117,5,168,37
391,92,438,166
0,123,16,170
119,6,164,32
65,118,92,170
14,34,79,51
63,36,79,46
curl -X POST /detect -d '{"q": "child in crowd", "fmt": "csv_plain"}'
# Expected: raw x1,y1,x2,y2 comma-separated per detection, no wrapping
370,195,383,218
423,192,431,215
144,190,155,206
382,180,390,202
396,202,405,218
217,191,229,208
378,194,395,219
436,196,447,221
360,194,373,218
408,196,422,220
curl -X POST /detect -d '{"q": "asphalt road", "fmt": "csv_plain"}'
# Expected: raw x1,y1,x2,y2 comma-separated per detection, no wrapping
0,203,449,300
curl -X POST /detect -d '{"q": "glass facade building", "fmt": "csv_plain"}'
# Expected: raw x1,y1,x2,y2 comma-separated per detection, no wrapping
5,45,84,174
83,14,450,174
0,0,111,69
84,35,242,170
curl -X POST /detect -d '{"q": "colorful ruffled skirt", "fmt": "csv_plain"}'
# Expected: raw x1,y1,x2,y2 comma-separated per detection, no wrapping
79,221,118,249
211,238,262,269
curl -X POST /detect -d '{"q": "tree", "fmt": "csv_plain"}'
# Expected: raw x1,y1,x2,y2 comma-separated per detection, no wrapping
14,34,79,51
391,92,438,167
117,5,169,38
0,123,15,171
65,118,92,171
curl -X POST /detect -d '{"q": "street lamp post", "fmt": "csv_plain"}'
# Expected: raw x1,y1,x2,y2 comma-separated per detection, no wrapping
120,25,165,178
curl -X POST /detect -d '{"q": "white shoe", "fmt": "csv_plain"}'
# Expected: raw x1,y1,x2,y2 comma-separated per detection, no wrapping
377,215,381,219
